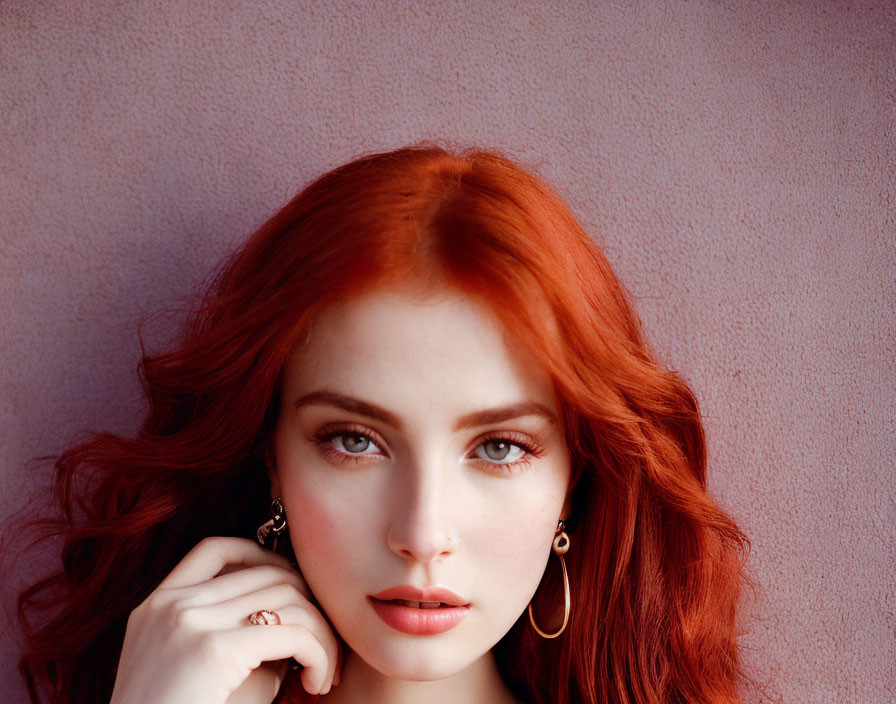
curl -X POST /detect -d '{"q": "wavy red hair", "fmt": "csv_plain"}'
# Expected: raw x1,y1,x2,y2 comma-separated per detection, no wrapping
15,142,749,703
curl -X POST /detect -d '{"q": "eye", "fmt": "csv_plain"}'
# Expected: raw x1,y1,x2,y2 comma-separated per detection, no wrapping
312,425,542,472
313,425,385,465
471,434,540,471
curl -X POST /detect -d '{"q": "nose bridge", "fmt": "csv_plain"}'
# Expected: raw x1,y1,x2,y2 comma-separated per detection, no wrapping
387,449,459,562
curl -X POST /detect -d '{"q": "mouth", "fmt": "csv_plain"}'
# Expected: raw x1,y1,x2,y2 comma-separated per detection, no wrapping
367,590,471,635
369,585,469,607
381,599,455,609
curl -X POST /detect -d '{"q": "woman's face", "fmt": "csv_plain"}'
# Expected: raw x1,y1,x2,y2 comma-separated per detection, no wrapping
272,285,572,681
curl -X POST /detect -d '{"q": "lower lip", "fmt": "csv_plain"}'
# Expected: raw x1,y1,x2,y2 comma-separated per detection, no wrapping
368,597,471,635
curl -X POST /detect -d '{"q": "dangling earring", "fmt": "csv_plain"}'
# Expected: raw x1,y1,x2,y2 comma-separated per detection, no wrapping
527,519,571,639
256,497,288,551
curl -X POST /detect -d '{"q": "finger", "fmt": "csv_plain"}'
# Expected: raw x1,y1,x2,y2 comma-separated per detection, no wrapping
214,585,338,690
334,637,342,686
158,537,295,590
217,623,332,695
204,564,312,603
249,604,339,689
246,603,339,688
176,585,339,693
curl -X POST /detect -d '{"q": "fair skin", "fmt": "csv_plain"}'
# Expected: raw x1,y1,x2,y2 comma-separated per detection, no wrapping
110,284,572,704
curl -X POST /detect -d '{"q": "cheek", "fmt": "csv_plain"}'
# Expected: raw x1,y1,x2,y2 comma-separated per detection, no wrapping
475,480,565,580
483,511,554,575
285,490,332,547
482,508,542,553
280,476,367,593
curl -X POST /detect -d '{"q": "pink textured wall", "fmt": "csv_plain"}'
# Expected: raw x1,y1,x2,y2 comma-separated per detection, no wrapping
1,2,892,702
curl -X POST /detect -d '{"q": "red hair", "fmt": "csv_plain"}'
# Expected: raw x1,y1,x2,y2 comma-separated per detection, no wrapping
16,142,749,703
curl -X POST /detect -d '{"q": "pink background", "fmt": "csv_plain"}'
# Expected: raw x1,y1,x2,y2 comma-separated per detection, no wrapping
1,2,892,702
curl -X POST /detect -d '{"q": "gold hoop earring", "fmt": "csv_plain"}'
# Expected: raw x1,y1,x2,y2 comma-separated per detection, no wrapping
256,497,287,550
527,520,571,639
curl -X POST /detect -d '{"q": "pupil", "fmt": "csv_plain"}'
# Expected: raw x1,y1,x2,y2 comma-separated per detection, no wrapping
486,440,510,460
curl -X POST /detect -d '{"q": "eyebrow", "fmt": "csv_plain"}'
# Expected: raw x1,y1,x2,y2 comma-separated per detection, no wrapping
293,390,558,432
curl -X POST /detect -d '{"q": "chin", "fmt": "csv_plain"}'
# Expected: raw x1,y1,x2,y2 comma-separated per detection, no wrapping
357,638,479,682
371,658,466,682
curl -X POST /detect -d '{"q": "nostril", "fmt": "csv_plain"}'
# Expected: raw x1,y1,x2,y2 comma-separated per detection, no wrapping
385,503,461,562
387,533,459,563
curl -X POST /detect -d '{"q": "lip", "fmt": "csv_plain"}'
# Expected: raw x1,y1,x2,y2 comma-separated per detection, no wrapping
368,585,471,635
370,585,469,607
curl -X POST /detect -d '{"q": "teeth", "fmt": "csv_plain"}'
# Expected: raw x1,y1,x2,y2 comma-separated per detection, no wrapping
392,599,445,609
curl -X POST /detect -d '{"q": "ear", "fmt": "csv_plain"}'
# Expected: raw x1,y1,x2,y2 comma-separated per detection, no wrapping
560,491,573,523
265,443,281,498
560,473,577,522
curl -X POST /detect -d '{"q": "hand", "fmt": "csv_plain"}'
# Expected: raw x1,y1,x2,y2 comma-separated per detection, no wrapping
109,536,341,704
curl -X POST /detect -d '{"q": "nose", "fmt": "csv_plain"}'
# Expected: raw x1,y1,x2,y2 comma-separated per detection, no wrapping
386,460,460,563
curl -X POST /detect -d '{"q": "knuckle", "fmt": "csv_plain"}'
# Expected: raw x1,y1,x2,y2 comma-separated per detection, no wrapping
269,567,310,594
324,626,340,653
173,605,202,631
290,601,325,631
320,628,339,660
139,588,170,614
196,630,227,663
285,621,309,638
125,604,145,629
194,535,258,564
252,564,305,592
261,561,292,576
185,585,212,604
275,581,304,602
131,595,151,618
290,623,318,650
253,564,283,581
196,535,229,554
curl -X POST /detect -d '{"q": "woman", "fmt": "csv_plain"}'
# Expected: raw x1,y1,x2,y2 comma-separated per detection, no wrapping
17,143,749,703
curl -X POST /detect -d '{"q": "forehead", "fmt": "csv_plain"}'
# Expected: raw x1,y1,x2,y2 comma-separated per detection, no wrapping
281,287,557,413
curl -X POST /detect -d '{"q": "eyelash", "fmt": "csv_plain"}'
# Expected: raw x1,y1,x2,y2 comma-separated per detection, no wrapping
311,423,542,474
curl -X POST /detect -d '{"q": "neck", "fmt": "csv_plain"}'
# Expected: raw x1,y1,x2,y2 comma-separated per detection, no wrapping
318,648,520,704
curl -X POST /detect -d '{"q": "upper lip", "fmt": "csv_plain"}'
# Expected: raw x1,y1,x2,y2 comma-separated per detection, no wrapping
370,585,469,606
